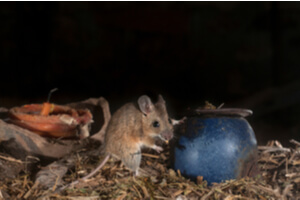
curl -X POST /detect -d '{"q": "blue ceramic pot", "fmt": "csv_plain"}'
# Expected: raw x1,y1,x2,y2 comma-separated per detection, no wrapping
173,109,258,185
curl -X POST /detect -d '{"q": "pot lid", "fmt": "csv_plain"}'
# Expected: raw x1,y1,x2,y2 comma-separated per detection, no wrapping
194,108,253,117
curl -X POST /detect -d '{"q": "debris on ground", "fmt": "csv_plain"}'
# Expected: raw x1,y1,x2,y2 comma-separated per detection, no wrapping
0,139,299,199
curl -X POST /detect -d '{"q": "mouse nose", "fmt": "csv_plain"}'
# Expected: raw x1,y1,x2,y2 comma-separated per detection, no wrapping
161,130,173,141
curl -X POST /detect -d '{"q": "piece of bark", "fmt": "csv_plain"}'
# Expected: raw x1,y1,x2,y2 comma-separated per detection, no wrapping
67,97,111,143
0,120,75,160
34,161,69,190
0,97,110,160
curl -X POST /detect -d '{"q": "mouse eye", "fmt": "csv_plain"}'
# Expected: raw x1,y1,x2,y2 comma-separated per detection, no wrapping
168,118,172,124
153,121,160,128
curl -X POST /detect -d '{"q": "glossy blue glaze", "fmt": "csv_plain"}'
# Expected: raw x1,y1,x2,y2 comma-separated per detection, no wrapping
173,116,258,185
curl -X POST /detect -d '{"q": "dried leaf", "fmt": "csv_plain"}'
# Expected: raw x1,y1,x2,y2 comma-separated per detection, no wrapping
168,169,177,179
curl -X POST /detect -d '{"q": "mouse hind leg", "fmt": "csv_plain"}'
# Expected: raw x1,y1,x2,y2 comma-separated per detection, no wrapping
122,150,142,175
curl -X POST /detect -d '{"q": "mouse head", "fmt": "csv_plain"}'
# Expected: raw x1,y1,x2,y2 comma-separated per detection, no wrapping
138,95,173,141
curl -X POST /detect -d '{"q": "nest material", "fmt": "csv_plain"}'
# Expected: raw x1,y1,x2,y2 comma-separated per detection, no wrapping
0,139,299,199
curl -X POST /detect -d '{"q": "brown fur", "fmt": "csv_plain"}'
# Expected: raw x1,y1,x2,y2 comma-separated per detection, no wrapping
104,95,173,174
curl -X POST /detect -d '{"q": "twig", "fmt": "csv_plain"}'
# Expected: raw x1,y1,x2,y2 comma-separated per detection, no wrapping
157,186,168,197
153,196,170,200
49,166,61,191
142,153,160,159
288,151,298,163
274,140,283,148
285,173,298,178
116,192,127,200
258,146,291,153
217,103,225,109
249,184,281,198
201,188,216,200
171,190,183,198
47,88,58,102
272,171,278,182
282,184,293,199
192,189,204,197
132,184,142,199
285,157,289,175
0,155,23,163
224,195,254,200
290,139,300,146
23,180,39,199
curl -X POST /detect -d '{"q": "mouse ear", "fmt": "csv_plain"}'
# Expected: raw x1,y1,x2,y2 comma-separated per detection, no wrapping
138,95,154,115
157,94,166,105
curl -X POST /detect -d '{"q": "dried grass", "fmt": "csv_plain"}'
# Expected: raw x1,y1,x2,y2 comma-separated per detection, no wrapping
1,139,300,199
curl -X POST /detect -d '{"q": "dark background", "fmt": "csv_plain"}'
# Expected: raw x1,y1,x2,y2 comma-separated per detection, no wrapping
0,2,300,145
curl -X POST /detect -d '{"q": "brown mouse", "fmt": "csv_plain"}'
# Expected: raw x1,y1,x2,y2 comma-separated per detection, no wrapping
105,94,174,175
58,94,176,191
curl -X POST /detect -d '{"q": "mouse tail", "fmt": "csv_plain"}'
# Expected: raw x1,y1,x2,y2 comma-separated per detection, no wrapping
55,155,110,193
81,154,110,181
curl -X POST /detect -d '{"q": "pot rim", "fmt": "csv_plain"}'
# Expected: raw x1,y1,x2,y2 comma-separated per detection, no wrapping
194,108,253,118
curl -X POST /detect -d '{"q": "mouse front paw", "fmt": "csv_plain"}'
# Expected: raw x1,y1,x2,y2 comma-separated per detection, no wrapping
153,145,163,153
171,117,187,126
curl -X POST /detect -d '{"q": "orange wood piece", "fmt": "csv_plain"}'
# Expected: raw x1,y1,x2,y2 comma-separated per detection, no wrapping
8,104,93,138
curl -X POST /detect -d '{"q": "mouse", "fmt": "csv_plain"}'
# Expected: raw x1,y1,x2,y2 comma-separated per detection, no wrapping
104,94,174,175
58,94,178,191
